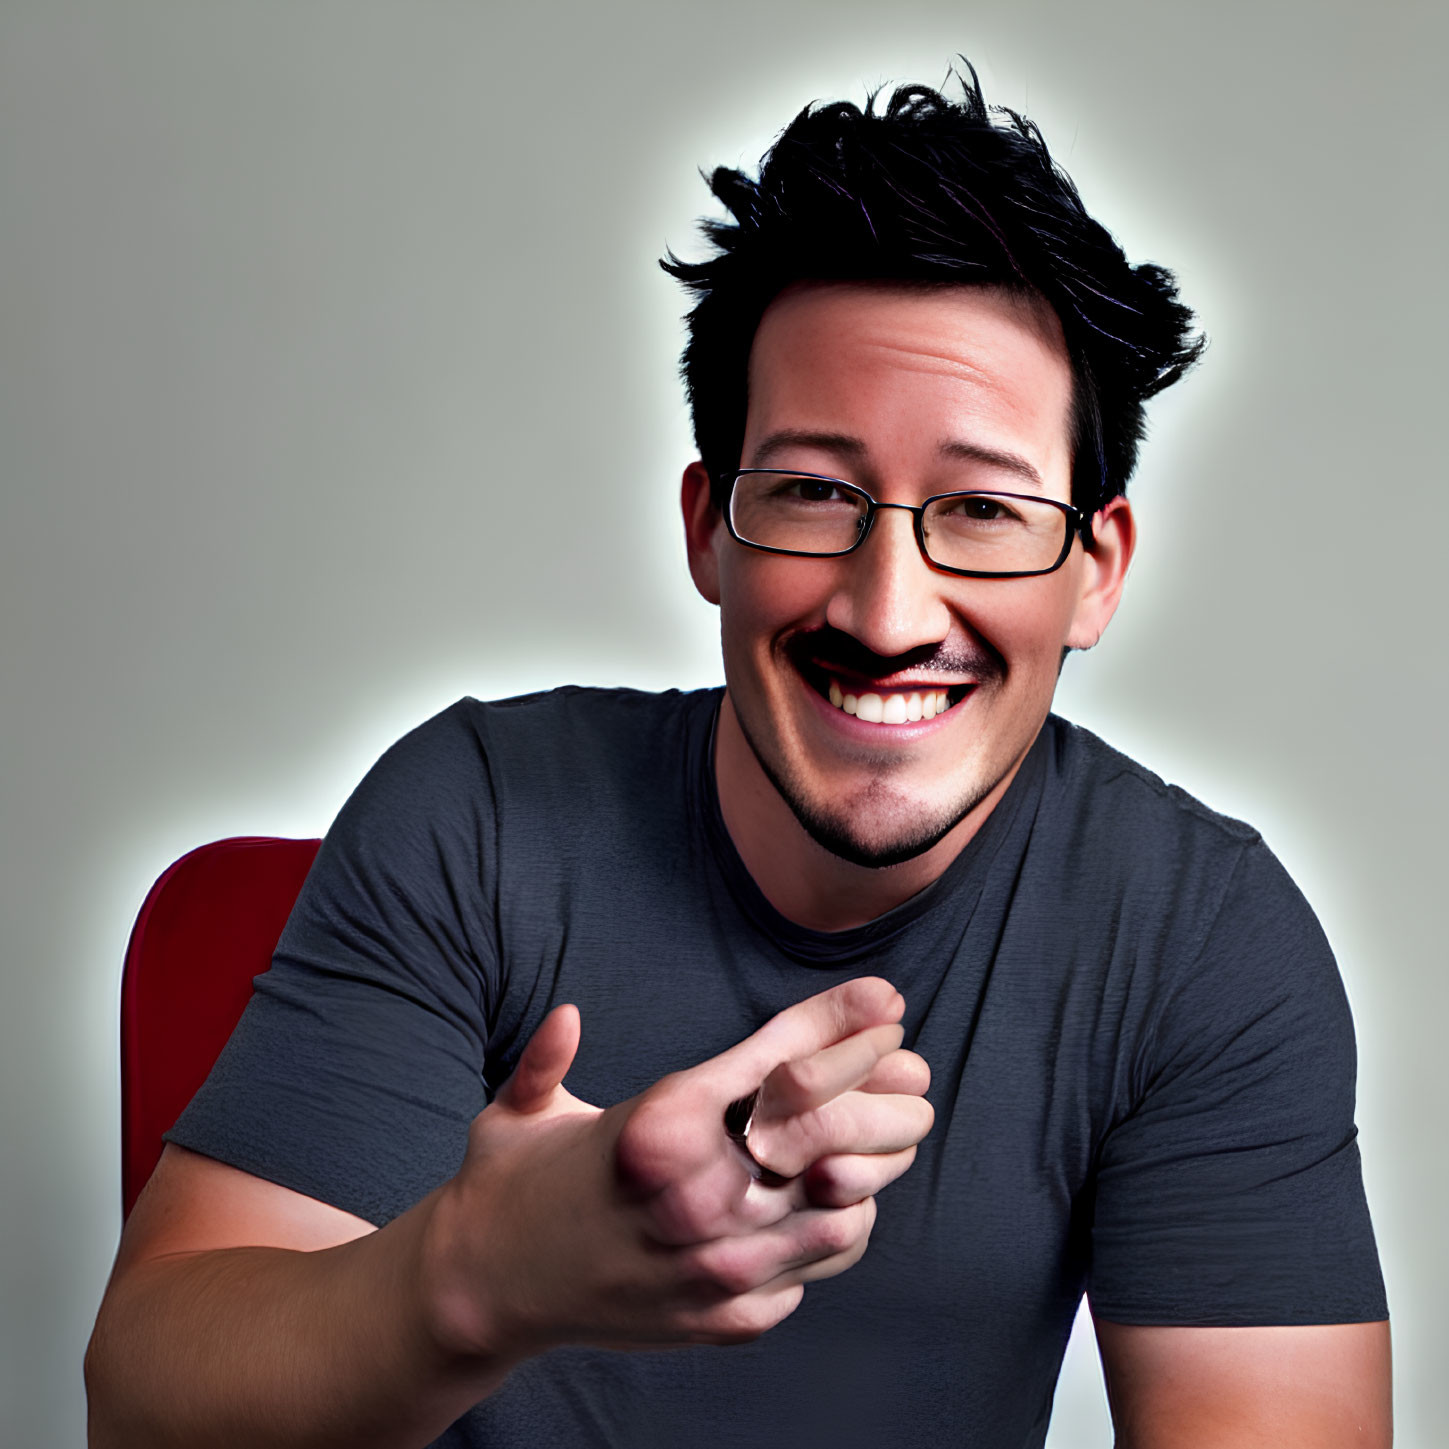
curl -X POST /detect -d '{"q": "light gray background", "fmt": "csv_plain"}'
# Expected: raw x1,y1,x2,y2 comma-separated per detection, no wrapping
2,2,1443,1444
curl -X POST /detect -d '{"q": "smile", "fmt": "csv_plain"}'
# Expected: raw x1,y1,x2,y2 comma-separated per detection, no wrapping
802,664,975,726
828,680,957,723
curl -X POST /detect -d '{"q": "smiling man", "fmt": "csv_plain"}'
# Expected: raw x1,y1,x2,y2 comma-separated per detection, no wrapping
692,282,1127,928
88,72,1389,1448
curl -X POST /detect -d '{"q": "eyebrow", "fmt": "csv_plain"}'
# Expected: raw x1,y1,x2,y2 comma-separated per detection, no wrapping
750,429,866,468
938,438,1043,489
749,429,1044,489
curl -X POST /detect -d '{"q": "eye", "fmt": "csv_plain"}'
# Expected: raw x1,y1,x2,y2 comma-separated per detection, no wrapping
776,476,850,504
947,495,1018,522
731,472,868,554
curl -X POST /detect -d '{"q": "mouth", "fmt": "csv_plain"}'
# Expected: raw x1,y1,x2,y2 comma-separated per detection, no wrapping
796,658,976,725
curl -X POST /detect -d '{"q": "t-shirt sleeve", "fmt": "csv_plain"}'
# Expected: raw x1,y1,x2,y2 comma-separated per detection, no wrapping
165,702,500,1226
1088,839,1387,1326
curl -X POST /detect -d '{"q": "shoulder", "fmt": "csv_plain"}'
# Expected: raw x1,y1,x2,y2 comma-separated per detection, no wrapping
326,688,721,893
1039,714,1277,936
472,684,717,752
1047,722,1356,1111
1043,714,1261,853
456,685,720,812
1035,717,1348,1054
344,686,718,809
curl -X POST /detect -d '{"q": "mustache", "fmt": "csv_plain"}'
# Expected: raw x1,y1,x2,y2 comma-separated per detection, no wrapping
786,626,1004,685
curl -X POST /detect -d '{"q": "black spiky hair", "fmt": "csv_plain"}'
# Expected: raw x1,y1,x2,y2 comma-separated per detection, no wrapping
662,63,1204,515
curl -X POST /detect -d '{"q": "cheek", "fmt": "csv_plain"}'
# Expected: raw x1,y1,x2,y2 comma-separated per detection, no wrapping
971,578,1082,675
718,556,835,646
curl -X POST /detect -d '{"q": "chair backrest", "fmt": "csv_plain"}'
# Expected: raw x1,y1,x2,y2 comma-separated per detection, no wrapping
120,835,321,1218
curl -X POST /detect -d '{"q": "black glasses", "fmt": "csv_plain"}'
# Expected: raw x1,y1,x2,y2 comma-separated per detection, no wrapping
722,469,1087,579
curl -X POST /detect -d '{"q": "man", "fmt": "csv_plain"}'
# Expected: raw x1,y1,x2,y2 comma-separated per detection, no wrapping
86,71,1389,1446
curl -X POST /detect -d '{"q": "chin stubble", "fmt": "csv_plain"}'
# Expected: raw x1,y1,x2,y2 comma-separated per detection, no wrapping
729,626,1008,869
732,706,1001,871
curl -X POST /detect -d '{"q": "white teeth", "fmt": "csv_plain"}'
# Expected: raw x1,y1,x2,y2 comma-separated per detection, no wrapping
824,677,958,724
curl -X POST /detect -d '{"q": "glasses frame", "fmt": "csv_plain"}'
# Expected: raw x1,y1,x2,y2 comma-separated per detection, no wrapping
721,469,1089,580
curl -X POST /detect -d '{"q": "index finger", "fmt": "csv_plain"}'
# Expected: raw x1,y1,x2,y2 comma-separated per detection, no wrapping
756,1023,905,1119
701,977,904,1100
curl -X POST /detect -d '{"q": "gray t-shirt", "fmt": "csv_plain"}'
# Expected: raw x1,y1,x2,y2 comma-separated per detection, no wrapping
170,686,1386,1447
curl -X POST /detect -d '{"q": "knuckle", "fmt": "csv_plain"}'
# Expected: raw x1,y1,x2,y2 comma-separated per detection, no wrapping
615,1085,711,1193
777,1057,820,1100
811,1210,859,1258
614,1100,672,1192
651,1177,727,1244
690,1242,762,1299
806,1156,845,1198
806,1157,867,1209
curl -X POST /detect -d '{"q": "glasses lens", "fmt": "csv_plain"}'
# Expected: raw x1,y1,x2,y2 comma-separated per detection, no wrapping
730,472,869,555
922,493,1069,574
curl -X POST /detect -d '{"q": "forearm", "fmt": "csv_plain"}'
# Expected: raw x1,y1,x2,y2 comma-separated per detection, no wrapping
85,1190,512,1449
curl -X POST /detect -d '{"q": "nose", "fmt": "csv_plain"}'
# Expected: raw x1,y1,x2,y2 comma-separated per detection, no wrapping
824,505,953,658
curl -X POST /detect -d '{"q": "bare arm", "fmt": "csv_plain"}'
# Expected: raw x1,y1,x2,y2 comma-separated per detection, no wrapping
85,1150,500,1449
1095,1318,1392,1448
86,976,932,1447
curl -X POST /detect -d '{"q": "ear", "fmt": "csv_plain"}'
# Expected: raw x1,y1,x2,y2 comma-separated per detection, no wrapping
1064,495,1136,650
681,460,724,606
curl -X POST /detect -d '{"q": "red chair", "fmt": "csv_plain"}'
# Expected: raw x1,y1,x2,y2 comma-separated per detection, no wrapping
120,835,321,1219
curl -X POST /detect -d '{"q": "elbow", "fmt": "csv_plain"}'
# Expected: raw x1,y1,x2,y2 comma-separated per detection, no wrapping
84,1293,133,1449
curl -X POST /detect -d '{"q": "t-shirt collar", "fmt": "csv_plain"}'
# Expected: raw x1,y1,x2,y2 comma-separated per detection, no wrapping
695,691,1051,966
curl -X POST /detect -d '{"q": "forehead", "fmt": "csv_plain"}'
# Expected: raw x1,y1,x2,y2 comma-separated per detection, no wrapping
743,282,1075,494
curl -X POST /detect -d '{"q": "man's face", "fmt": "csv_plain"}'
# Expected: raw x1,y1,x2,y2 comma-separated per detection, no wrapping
685,281,1132,869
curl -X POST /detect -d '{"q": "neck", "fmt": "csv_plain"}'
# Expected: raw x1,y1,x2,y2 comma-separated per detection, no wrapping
712,693,1026,933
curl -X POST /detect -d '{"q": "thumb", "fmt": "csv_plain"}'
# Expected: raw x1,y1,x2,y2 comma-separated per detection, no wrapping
497,1003,581,1114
